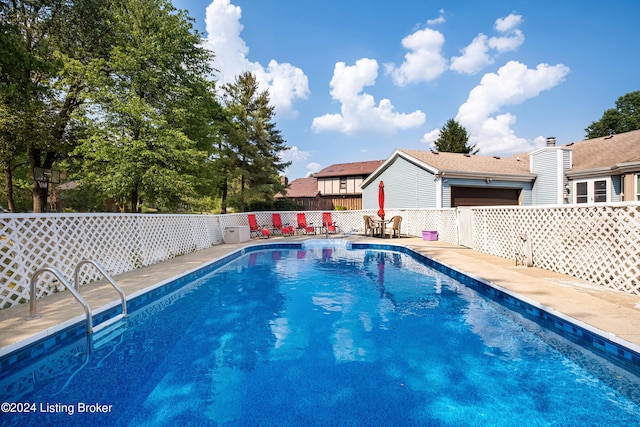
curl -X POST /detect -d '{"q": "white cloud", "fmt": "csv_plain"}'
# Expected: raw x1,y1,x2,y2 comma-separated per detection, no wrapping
202,0,309,118
385,28,447,86
281,146,311,178
449,34,492,75
312,59,426,135
450,13,525,75
427,9,446,25
455,61,570,154
306,162,322,176
421,128,441,145
532,135,549,150
281,146,310,163
488,29,524,53
495,13,523,32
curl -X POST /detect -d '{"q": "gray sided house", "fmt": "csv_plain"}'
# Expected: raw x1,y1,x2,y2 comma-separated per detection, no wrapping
361,129,640,208
361,149,534,209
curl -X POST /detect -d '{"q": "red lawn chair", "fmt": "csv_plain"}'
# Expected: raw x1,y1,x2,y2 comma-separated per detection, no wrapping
322,212,338,234
296,213,315,234
272,213,295,236
248,213,270,239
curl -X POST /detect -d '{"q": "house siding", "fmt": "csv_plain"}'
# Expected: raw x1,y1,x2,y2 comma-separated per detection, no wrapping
363,157,436,209
318,176,366,195
612,176,622,202
531,148,565,205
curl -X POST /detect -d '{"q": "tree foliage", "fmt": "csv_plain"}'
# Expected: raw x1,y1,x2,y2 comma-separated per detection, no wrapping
585,91,640,138
216,72,290,213
71,0,218,212
0,0,112,212
1,1,288,213
433,119,477,154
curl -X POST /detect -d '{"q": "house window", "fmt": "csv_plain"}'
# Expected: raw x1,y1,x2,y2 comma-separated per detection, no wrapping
340,177,347,191
593,180,607,202
636,174,640,201
575,179,608,203
576,182,588,203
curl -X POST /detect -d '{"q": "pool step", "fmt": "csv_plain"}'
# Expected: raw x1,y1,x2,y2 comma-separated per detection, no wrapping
92,314,127,349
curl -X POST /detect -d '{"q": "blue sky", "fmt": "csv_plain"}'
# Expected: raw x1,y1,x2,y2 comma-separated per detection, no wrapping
171,0,640,180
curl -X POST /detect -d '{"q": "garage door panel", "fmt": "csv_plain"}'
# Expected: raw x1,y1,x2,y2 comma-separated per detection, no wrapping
451,187,520,207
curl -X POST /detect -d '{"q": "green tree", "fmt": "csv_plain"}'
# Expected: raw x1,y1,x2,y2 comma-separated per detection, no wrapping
72,0,217,212
585,91,640,138
0,0,112,212
434,119,477,154
216,72,290,213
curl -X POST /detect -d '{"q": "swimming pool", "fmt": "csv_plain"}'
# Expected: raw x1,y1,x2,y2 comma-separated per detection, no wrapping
1,240,640,425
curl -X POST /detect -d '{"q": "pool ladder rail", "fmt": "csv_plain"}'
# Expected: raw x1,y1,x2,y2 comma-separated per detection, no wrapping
26,259,128,339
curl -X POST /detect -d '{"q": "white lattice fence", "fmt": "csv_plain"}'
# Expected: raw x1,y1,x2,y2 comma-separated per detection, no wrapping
4,204,637,310
471,203,640,295
0,214,222,309
216,209,457,241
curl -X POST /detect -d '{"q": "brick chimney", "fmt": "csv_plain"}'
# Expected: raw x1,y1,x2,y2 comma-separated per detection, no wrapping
280,175,288,186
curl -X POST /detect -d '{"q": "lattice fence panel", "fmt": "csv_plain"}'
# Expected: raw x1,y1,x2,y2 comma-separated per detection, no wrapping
471,203,640,295
0,214,224,309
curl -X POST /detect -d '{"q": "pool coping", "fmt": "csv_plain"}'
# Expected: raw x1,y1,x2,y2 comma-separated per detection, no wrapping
2,237,640,375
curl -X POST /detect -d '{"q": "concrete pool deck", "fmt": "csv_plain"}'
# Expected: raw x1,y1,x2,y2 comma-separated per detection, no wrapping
1,234,640,357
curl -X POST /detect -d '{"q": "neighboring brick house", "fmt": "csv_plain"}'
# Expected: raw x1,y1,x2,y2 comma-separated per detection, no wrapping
277,160,384,210
361,129,640,209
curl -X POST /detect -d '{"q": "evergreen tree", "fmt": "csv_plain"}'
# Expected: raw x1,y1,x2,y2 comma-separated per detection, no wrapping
434,119,477,154
217,72,290,213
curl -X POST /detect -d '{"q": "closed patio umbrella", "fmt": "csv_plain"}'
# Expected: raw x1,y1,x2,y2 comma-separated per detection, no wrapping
377,181,385,220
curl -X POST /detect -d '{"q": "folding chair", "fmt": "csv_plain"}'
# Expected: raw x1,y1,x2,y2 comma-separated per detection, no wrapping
272,213,295,236
248,214,270,238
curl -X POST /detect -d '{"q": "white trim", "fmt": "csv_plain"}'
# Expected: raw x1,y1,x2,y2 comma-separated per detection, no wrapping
556,149,565,204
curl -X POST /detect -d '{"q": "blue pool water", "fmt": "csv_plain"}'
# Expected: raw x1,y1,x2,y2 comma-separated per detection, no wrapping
1,242,640,426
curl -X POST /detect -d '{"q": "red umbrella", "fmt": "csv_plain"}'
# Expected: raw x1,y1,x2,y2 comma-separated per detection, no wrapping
377,181,385,220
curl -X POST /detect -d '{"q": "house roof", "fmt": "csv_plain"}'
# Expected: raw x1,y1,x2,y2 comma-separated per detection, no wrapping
362,149,534,188
275,177,319,198
314,160,384,178
397,149,532,176
565,129,640,176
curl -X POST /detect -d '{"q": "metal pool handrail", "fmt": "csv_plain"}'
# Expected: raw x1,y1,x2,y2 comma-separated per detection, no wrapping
74,259,127,317
27,266,93,334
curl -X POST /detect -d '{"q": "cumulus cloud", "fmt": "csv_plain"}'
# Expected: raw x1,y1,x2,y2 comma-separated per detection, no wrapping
281,146,312,177
385,28,447,86
455,61,570,153
312,58,426,135
420,128,441,145
494,13,522,32
202,0,309,118
450,13,525,75
281,146,310,163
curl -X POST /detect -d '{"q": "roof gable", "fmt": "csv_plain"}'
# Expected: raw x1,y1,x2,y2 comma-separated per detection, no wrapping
361,148,534,189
